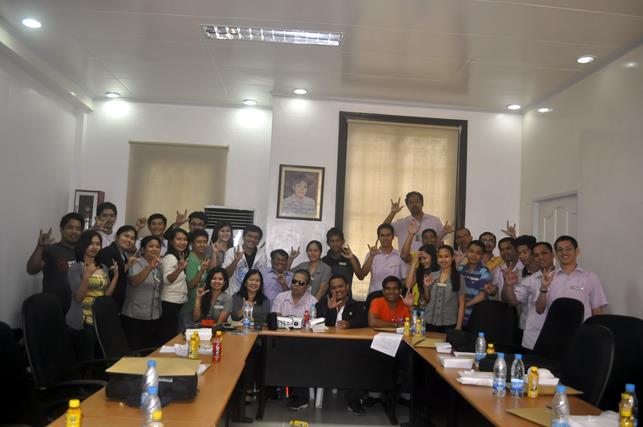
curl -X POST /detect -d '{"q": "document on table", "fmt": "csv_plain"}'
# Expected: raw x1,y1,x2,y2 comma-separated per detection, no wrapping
370,332,403,357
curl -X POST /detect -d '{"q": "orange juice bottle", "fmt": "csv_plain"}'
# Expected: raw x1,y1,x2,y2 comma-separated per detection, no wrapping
65,399,81,427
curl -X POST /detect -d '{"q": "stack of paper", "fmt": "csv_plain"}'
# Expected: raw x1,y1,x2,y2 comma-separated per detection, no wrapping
439,355,474,369
185,328,212,342
435,342,452,353
457,369,494,386
371,332,403,357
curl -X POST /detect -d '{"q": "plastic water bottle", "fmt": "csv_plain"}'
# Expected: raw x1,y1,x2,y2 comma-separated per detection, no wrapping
492,352,507,397
242,300,252,333
510,354,525,397
143,386,161,422
141,359,159,407
143,409,164,427
310,303,317,321
475,332,486,366
626,383,638,427
551,385,570,427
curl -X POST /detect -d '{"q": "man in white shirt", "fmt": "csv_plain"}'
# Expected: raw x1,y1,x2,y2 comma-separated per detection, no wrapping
223,224,267,295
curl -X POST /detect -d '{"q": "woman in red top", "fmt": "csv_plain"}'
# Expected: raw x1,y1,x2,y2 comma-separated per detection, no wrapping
368,276,414,327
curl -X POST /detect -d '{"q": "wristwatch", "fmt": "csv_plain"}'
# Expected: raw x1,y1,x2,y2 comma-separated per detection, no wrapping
539,288,549,293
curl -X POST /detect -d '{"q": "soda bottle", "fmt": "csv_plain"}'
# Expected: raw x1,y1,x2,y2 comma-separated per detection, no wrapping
65,399,81,427
188,330,200,359
486,343,495,355
403,317,411,337
143,386,161,423
141,359,159,407
475,332,486,367
212,330,223,363
510,354,525,397
527,366,539,398
492,352,507,397
625,384,638,427
303,310,310,329
551,385,570,427
620,392,635,427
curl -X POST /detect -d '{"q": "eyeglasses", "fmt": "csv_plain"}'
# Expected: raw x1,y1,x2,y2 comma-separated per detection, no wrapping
291,279,307,286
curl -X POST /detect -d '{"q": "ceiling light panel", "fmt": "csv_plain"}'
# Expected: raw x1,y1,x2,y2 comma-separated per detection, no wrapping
203,25,343,47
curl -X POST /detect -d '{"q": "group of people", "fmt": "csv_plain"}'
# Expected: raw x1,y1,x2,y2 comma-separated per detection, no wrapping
26,191,608,412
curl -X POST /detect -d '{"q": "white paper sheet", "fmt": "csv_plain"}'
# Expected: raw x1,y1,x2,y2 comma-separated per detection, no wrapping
370,332,403,357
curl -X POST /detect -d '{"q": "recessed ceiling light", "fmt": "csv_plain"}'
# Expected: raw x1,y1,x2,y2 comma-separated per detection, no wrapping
105,91,120,98
22,18,42,29
623,61,639,69
577,55,596,64
242,99,257,106
293,88,308,95
203,25,343,47
506,104,521,111
69,91,76,96
537,107,552,113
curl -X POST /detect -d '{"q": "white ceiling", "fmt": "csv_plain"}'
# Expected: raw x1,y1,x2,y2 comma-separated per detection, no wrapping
1,0,642,111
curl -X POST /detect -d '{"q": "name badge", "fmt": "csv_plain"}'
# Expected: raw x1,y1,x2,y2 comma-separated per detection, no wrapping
214,304,224,310
437,282,447,288
570,285,585,292
339,262,347,266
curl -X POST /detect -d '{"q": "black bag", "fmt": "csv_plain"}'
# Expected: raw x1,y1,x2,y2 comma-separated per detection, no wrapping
446,329,476,352
106,373,198,407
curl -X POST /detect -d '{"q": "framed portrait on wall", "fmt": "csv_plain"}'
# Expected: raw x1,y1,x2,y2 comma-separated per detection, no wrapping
74,190,105,229
277,165,325,221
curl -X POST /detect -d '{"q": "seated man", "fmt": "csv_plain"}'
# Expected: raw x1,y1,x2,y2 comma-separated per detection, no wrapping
271,270,318,411
368,276,413,328
316,275,367,329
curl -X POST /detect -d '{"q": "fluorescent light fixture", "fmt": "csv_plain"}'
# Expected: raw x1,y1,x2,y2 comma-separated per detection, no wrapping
242,99,257,106
537,107,552,113
105,91,120,98
623,61,639,69
293,88,308,95
203,25,343,47
577,55,595,64
506,104,521,111
22,18,42,29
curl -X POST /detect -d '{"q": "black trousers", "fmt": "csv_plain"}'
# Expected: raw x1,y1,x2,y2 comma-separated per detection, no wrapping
159,301,184,344
121,315,162,350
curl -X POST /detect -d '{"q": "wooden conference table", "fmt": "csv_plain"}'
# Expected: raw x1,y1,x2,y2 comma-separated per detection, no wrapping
405,332,602,427
50,333,258,427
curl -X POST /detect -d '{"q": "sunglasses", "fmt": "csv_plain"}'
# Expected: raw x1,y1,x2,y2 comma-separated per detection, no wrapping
291,279,307,286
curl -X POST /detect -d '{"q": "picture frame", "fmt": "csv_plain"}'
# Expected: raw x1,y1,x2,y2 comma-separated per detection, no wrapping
276,165,325,221
74,190,105,229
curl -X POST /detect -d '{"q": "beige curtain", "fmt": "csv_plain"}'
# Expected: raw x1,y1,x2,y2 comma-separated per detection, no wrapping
125,142,227,228
344,120,459,299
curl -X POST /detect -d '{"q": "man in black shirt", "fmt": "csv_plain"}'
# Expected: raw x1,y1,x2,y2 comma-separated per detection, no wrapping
321,228,364,294
26,212,84,314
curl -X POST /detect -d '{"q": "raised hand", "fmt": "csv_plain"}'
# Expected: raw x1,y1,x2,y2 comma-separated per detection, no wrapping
367,241,380,257
177,256,188,271
390,197,404,214
175,209,188,226
200,259,209,272
327,290,339,309
94,215,107,232
196,287,210,299
341,245,354,259
454,251,465,265
501,220,517,239
37,228,54,247
442,220,454,235
233,249,243,263
541,267,554,289
135,217,147,231
402,290,415,307
503,266,519,286
149,256,161,269
423,274,435,289
211,241,227,254
407,220,420,236
126,256,139,272
289,246,301,260
111,260,120,279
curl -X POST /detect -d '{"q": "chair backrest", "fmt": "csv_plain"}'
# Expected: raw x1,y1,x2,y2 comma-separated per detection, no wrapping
92,296,131,360
466,300,519,346
22,293,80,389
365,291,384,313
584,314,643,410
560,324,614,406
533,297,584,362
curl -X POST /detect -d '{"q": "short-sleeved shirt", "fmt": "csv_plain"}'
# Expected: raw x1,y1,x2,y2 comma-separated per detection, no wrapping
458,262,492,325
393,214,444,251
230,294,272,325
97,230,115,249
41,243,77,314
161,254,188,304
181,253,207,316
272,291,318,318
222,247,268,295
66,263,110,330
322,251,359,286
492,260,524,300
260,267,293,304
122,258,163,320
424,271,465,327
292,261,332,298
514,266,608,349
368,297,411,323
203,292,233,321
364,249,404,295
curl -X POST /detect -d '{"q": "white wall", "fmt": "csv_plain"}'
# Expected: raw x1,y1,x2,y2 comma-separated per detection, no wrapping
520,44,643,318
79,101,272,228
267,97,523,263
0,53,79,326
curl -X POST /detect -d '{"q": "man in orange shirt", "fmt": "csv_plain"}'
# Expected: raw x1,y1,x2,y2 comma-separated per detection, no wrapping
368,276,414,328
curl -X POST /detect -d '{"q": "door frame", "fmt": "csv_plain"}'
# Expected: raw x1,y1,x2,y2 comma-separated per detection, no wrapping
531,191,578,241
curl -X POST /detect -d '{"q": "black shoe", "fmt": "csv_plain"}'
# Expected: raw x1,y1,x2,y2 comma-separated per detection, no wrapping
363,397,380,408
287,396,309,411
346,398,366,415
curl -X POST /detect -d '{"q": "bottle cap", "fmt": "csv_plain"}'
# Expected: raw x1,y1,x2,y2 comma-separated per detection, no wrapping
405,317,410,321
497,352,504,359
530,366,538,372
69,399,80,408
148,386,158,395
556,385,566,393
626,383,636,393
147,359,157,367
152,409,163,421
216,330,222,336
488,344,494,348
515,354,523,360
478,332,485,337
